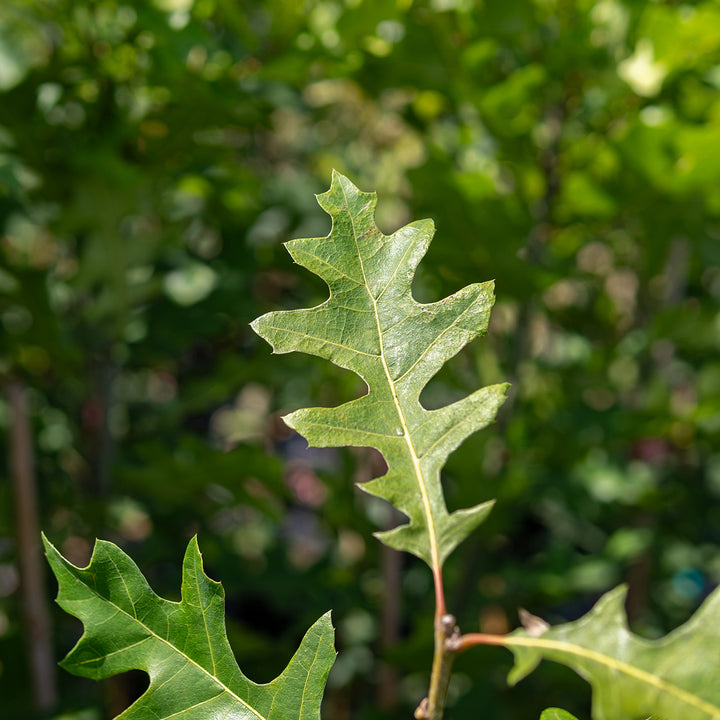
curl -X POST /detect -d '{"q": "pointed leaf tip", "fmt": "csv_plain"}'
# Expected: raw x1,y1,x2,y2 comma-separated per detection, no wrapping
251,175,506,570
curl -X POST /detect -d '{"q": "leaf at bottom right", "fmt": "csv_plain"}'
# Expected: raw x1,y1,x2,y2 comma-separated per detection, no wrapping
505,584,720,720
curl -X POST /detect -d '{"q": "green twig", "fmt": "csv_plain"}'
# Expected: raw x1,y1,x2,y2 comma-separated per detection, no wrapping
415,613,461,720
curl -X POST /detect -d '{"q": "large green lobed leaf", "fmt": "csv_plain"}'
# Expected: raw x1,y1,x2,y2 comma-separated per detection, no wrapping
44,535,335,720
252,171,507,569
506,584,720,720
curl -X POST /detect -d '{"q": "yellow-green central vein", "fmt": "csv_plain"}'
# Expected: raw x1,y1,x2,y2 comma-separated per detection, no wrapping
340,182,442,577
504,635,720,718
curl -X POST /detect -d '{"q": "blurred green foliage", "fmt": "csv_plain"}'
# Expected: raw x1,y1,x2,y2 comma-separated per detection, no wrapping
0,1,719,719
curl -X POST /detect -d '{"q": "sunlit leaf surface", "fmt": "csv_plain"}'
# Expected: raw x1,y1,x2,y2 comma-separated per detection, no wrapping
44,535,335,720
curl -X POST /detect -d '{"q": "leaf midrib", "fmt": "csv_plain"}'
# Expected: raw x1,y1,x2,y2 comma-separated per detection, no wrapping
340,183,442,574
505,635,720,718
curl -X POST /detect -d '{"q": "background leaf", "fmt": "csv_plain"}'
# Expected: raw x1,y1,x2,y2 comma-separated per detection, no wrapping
252,171,507,568
44,535,335,720
505,584,720,720
540,710,580,720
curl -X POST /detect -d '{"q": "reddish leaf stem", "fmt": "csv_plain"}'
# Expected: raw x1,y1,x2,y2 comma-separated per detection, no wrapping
453,632,508,651
415,569,456,720
419,574,513,720
433,566,447,620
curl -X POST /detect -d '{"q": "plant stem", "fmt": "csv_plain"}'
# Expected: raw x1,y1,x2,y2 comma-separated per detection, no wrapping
415,571,459,720
433,566,447,619
452,632,507,651
416,631,504,717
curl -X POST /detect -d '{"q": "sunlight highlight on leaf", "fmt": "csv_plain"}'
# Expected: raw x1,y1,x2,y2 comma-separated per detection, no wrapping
44,535,335,720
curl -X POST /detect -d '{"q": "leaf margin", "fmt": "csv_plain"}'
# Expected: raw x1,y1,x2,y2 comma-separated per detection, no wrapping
251,170,508,570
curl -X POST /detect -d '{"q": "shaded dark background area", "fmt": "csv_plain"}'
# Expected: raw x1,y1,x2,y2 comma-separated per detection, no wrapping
1,1,720,718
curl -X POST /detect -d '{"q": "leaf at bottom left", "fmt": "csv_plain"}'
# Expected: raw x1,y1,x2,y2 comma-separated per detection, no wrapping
43,535,336,720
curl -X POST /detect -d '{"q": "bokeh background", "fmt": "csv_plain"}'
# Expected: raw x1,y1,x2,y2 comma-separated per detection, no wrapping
2,1,720,718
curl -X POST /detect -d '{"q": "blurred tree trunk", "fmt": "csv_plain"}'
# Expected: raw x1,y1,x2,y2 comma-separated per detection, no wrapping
83,353,116,498
6,378,57,711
